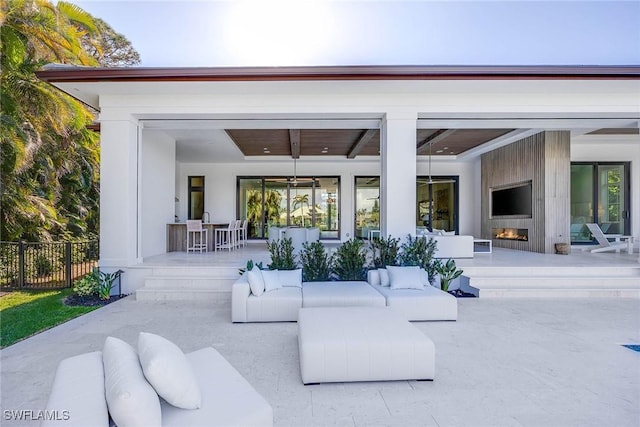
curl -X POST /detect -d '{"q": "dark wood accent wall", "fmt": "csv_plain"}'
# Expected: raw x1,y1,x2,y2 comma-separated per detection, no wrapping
481,131,570,254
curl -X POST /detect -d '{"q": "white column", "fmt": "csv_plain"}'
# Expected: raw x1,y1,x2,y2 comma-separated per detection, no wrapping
380,112,417,239
99,116,140,267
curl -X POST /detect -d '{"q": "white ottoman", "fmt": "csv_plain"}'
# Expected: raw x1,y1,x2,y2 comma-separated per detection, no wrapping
302,281,386,308
297,307,435,384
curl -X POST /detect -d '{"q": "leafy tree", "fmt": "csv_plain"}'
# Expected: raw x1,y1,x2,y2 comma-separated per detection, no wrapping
82,17,140,67
0,1,107,241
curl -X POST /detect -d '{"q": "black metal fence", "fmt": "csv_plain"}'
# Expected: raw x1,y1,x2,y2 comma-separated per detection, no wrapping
0,241,99,290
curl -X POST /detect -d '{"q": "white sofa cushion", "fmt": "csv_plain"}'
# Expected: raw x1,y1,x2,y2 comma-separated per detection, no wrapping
247,267,265,296
370,283,458,321
137,332,202,410
367,269,381,286
279,269,302,288
302,281,386,308
262,270,282,292
42,351,109,427
161,347,273,427
246,287,302,322
378,268,390,287
102,336,162,427
387,266,424,290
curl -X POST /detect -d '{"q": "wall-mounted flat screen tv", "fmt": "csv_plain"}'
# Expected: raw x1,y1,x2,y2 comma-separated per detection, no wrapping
491,182,532,217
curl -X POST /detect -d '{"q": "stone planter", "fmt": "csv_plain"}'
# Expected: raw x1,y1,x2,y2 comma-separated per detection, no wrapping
555,243,570,255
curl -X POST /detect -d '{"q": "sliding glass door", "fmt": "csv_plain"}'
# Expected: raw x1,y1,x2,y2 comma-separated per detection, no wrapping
570,162,631,243
354,177,380,239
238,177,340,239
416,177,459,233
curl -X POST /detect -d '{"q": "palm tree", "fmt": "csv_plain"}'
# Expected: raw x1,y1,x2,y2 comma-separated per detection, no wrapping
291,193,310,226
1,0,102,241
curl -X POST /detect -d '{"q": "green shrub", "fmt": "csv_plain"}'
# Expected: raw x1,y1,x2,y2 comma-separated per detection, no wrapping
267,238,297,270
300,241,332,282
398,235,437,270
332,238,366,281
72,273,99,297
238,259,264,275
369,235,400,268
434,259,463,291
93,268,124,300
34,254,55,277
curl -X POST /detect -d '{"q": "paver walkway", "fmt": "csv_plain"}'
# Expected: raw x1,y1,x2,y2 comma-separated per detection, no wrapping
1,297,639,426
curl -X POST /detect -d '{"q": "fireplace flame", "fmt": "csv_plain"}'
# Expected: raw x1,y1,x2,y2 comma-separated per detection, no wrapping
493,228,528,241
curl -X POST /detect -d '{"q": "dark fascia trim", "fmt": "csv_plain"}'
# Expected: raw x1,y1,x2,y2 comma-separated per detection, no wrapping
36,65,640,82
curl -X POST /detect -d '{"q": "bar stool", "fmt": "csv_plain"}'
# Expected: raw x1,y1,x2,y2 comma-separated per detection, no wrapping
186,220,208,253
238,219,248,247
215,221,235,252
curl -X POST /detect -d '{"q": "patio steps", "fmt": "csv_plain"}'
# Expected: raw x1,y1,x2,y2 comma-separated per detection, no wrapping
463,266,640,298
135,266,240,303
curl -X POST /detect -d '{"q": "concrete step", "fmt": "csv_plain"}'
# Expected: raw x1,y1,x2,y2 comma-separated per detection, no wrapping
469,276,640,289
135,288,231,303
143,276,237,291
461,266,640,278
149,266,240,277
477,288,640,298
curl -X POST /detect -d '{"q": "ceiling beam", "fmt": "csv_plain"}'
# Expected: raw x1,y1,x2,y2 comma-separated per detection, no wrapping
347,129,377,159
289,129,301,159
416,129,457,154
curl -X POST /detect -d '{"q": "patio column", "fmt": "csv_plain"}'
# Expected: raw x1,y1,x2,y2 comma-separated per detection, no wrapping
98,116,141,268
380,111,417,239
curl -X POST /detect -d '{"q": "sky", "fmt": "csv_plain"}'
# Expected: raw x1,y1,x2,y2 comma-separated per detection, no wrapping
73,0,640,67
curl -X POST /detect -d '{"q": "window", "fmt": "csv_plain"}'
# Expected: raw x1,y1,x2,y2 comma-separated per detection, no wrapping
238,177,340,239
188,176,205,220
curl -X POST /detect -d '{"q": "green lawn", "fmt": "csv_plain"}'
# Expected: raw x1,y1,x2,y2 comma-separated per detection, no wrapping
0,289,99,348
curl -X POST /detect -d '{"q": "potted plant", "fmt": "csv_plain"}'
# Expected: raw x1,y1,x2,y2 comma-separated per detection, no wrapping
369,235,400,268
434,259,463,292
331,238,366,281
267,237,297,270
299,241,332,282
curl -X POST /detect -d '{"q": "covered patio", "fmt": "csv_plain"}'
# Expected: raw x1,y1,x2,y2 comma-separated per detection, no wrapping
2,288,638,426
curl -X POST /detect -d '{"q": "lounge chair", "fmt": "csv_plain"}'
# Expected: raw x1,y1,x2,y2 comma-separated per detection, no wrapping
584,223,633,254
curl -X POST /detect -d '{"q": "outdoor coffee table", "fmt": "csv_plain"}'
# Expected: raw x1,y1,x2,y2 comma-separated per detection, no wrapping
297,306,435,384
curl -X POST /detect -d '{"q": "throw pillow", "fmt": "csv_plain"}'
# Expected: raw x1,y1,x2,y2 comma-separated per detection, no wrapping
367,269,380,286
247,266,265,296
102,336,162,427
279,269,302,287
261,270,282,292
387,266,424,290
378,268,390,287
419,268,430,287
137,332,201,410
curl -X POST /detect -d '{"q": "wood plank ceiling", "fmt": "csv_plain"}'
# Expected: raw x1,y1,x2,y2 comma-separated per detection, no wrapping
226,128,516,158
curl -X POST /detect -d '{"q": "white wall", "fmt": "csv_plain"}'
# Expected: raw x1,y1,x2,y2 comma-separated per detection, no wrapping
571,136,640,239
141,130,176,258
174,157,477,244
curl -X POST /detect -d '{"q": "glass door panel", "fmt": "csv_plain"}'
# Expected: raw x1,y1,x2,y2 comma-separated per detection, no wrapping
239,178,264,238
289,183,314,227
416,177,458,233
598,164,625,234
570,165,593,242
315,178,340,239
570,162,630,244
354,177,380,239
264,180,288,237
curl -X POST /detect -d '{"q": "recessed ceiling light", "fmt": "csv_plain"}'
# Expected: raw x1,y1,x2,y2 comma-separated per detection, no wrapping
264,150,271,154
436,149,444,153
449,151,455,154
321,150,328,154
443,147,449,149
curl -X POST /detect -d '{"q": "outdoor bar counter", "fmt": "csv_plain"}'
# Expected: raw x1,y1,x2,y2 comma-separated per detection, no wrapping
166,223,228,252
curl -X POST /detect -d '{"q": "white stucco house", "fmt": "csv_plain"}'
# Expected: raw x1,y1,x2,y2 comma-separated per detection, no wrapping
37,65,640,293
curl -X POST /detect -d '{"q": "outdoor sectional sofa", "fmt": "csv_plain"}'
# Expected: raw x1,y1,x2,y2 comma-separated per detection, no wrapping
232,267,457,322
42,333,272,427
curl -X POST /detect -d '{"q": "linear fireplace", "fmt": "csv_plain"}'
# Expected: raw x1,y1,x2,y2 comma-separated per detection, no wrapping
493,228,528,241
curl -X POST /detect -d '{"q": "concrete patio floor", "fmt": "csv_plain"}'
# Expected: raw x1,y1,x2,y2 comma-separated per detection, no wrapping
1,295,639,426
